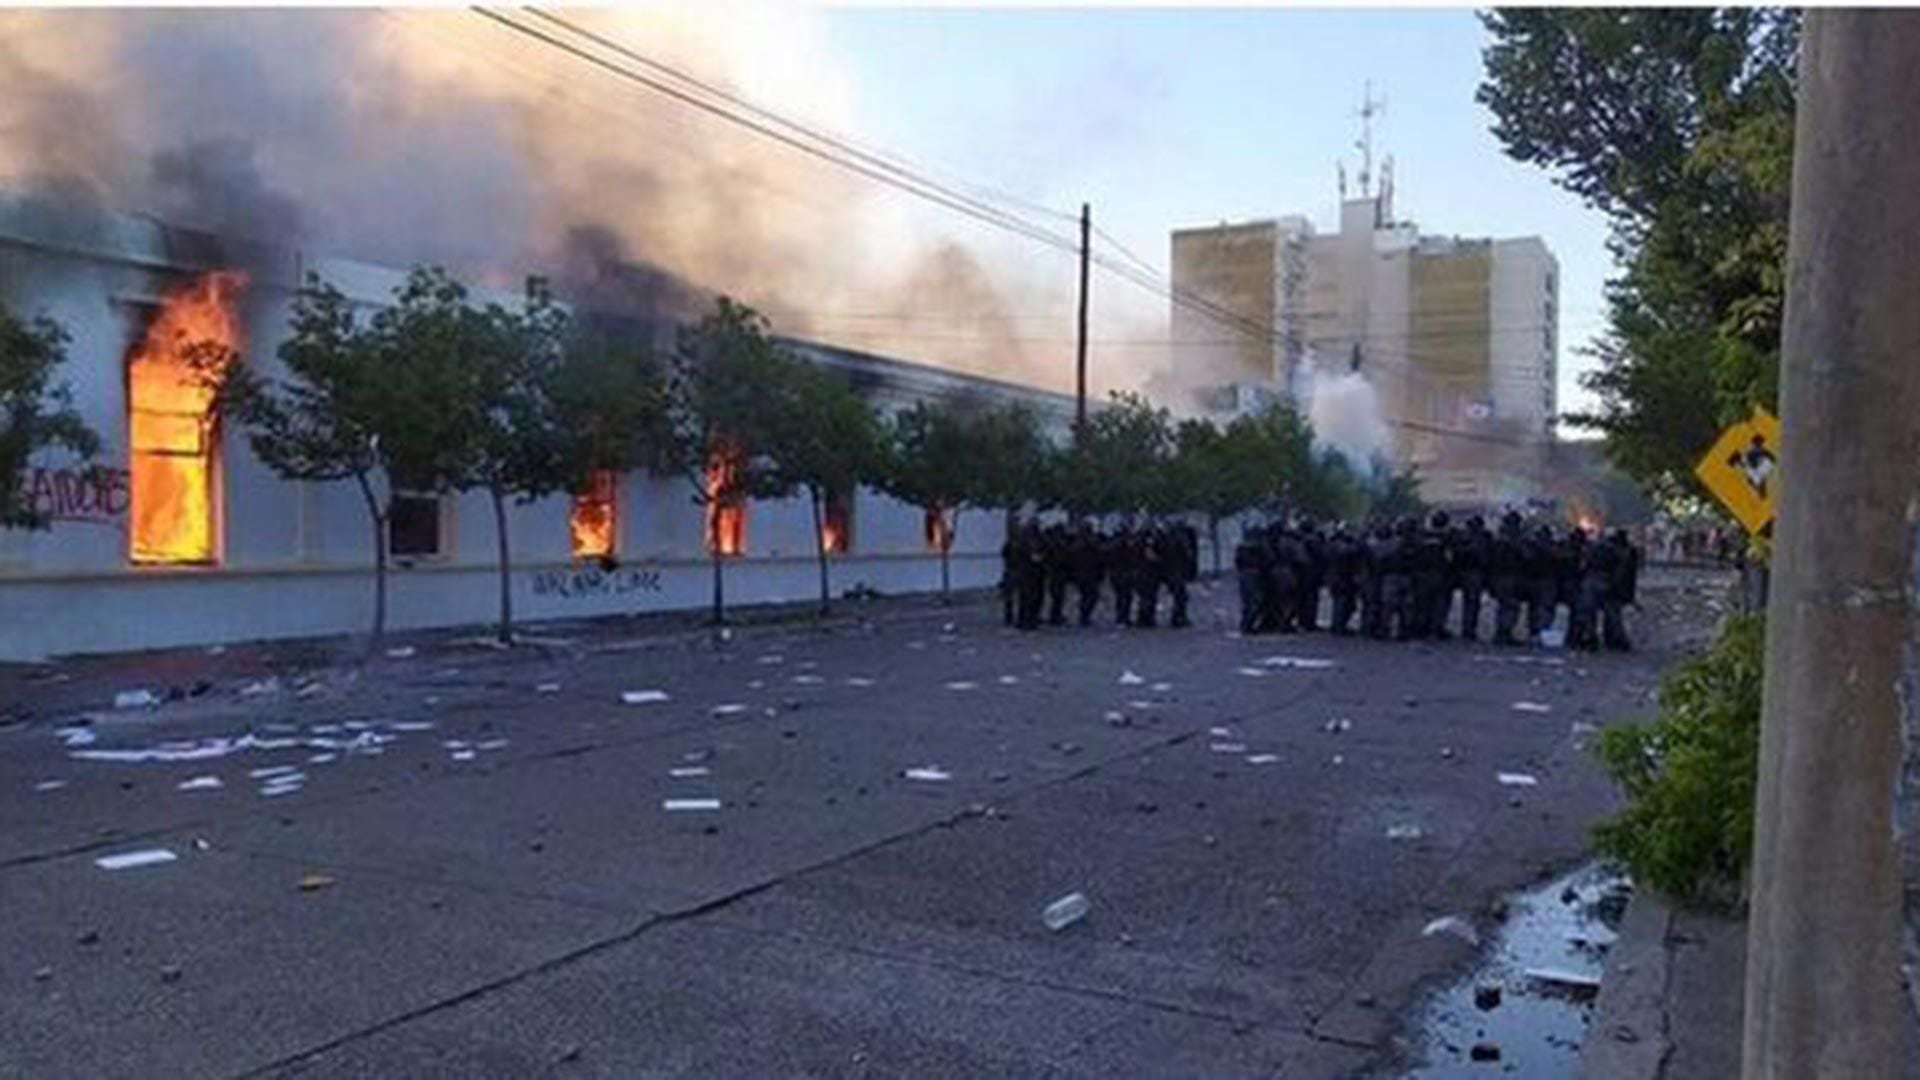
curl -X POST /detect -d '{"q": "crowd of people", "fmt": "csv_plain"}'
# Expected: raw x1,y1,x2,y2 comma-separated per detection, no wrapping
999,510,1644,652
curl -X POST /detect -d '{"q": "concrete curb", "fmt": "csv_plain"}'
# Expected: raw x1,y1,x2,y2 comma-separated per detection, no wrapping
1579,888,1674,1080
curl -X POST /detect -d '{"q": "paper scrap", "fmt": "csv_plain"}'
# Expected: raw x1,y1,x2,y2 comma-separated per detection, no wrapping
1512,701,1554,714
903,767,952,782
622,690,671,705
711,704,748,716
177,776,224,791
1118,670,1145,685
33,779,69,792
1260,656,1336,670
663,798,721,811
1246,754,1279,765
669,766,711,778
1497,772,1540,787
96,848,178,871
945,681,978,691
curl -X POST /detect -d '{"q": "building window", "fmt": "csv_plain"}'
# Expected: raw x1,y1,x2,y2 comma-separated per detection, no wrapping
705,446,746,556
127,272,246,565
389,494,444,559
924,506,952,552
569,470,618,559
822,487,853,554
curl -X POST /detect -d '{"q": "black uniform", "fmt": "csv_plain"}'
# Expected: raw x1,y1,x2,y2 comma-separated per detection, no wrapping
1235,527,1265,634
1451,516,1491,642
1108,527,1136,626
1524,525,1559,641
999,521,1019,627
1161,524,1193,628
1559,530,1590,649
1270,526,1305,634
1326,526,1363,635
1042,523,1070,627
1135,527,1163,628
1410,514,1450,640
1489,513,1526,645
1374,524,1413,641
1296,522,1326,632
1014,522,1046,630
1069,523,1105,627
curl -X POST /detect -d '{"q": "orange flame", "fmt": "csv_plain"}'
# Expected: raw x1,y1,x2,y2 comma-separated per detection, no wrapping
128,271,247,564
705,446,745,556
569,469,618,559
821,489,851,554
924,506,951,552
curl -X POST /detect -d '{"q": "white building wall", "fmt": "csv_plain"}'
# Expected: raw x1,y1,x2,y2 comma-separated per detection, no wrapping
0,196,1060,661
1489,237,1558,436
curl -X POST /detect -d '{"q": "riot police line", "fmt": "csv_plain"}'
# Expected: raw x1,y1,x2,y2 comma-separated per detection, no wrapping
999,510,1643,651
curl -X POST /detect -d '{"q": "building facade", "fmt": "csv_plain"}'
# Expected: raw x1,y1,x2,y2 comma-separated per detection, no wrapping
0,194,1074,661
1171,185,1559,509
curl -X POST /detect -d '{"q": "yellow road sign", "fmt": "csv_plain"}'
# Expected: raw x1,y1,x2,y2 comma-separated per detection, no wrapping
1694,407,1781,535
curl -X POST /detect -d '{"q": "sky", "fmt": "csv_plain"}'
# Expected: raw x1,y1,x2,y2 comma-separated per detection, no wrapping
812,6,1615,418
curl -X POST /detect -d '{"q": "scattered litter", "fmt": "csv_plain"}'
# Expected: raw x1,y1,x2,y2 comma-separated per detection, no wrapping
1475,984,1504,1011
1323,718,1353,734
1128,700,1155,710
261,772,307,788
1512,701,1554,714
1470,1042,1502,1062
1497,772,1540,787
249,766,299,779
1235,667,1268,678
756,654,785,665
32,779,68,793
1150,682,1173,693
1525,967,1602,997
1569,721,1599,736
997,675,1020,685
845,677,875,688
1422,915,1479,946
1103,710,1126,724
1441,746,1457,759
477,739,509,751
711,704,748,716
450,750,477,762
669,766,711,778
1246,754,1279,765
443,739,470,749
1209,726,1236,738
299,873,337,892
663,798,721,811
903,766,952,782
385,646,417,659
1042,892,1090,932
177,776,223,791
96,848,178,871
56,725,97,748
1210,742,1248,754
1387,824,1425,841
682,749,713,763
1331,754,1345,766
535,682,562,695
791,674,825,686
239,678,282,697
1118,670,1145,685
945,681,978,691
390,720,436,732
1259,656,1335,670
621,690,671,705
295,681,326,700
114,689,159,710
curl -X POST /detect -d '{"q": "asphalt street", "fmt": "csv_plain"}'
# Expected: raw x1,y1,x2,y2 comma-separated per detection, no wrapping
1,572,1725,1078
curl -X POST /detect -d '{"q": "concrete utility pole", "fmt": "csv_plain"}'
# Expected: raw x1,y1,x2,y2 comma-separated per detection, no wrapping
1743,11,1920,1078
1076,202,1090,433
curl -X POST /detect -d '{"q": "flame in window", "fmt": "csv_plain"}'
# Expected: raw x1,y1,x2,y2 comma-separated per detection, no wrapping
924,506,951,552
128,271,247,564
822,488,852,554
705,445,745,556
569,469,617,559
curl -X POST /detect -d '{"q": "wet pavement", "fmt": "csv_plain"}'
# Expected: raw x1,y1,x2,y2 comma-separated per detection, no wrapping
1,571,1727,1077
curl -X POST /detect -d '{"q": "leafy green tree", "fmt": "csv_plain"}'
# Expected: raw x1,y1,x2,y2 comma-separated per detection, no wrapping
768,361,882,615
1478,8,1799,496
665,297,799,625
1162,417,1267,572
214,275,406,642
1,303,99,530
546,324,674,551
1053,391,1172,517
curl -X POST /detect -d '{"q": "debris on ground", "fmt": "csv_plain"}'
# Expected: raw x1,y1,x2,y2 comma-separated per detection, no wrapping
536,682,562,695
945,681,978,691
621,689,671,705
903,766,951,782
95,848,178,871
1387,824,1425,841
238,678,282,698
32,779,68,792
1511,701,1554,714
711,704,748,716
1474,984,1503,1010
1150,682,1173,693
1497,772,1540,787
113,689,159,710
385,646,417,659
1118,670,1145,685
1246,754,1278,765
662,798,722,811
1524,966,1602,1000
669,766,710,778
1421,915,1479,946
299,873,336,892
1469,1042,1501,1062
1260,655,1336,670
1042,892,1090,931
1323,718,1353,734
1210,742,1248,754
845,676,876,687
1236,667,1268,678
177,776,223,792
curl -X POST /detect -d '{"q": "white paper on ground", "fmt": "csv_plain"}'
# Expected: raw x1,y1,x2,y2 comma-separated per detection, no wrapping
1246,754,1279,765
844,677,875,687
177,776,224,791
945,681,978,691
536,683,562,695
1118,670,1145,685
1497,771,1541,786
663,798,721,811
903,767,952,782
96,848,178,871
1512,701,1554,714
249,765,299,779
1260,656,1336,670
1210,743,1248,754
669,767,711,778
32,779,68,792
622,690,671,705
711,704,748,716
450,750,477,762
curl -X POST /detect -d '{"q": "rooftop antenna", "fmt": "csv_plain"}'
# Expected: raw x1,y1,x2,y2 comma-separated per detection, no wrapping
1355,80,1386,198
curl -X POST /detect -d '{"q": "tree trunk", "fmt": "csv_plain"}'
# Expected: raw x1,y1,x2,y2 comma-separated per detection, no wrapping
939,508,958,604
810,486,831,617
355,472,388,647
490,486,513,646
710,547,725,626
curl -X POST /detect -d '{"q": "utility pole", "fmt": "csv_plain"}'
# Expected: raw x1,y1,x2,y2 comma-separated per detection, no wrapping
1076,202,1090,433
1743,11,1920,1078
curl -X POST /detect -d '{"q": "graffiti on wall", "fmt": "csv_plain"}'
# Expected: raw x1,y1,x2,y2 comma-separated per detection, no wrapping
24,465,131,524
530,565,664,600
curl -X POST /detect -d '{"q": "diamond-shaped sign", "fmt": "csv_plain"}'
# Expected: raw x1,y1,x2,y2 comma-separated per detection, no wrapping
1694,407,1780,535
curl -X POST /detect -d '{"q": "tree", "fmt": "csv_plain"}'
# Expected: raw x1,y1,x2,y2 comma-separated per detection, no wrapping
1,303,99,530
546,323,674,556
1052,391,1172,517
768,361,882,615
1478,8,1800,495
1162,417,1266,573
214,276,404,641
665,297,798,626
876,395,1044,602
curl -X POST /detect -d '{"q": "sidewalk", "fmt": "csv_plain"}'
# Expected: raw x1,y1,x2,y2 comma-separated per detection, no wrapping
1580,890,1920,1078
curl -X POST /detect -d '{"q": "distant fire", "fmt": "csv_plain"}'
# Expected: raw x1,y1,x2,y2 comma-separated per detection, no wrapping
705,445,745,556
821,488,851,554
128,270,247,564
569,469,617,559
924,506,951,552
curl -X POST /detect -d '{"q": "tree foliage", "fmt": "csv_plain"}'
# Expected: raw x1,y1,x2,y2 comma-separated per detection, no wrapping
1478,8,1799,497
768,360,883,613
0,302,99,530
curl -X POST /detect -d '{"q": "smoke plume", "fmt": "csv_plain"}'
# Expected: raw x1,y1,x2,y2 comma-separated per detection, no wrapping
1302,366,1393,470
0,8,1133,394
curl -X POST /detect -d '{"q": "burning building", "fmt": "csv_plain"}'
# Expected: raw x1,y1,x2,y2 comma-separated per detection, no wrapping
0,194,1074,661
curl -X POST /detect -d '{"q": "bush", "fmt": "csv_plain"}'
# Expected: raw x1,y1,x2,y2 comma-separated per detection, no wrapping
1592,614,1764,909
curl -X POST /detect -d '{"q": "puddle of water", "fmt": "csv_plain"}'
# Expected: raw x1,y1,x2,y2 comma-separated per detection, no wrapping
1401,860,1628,1078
